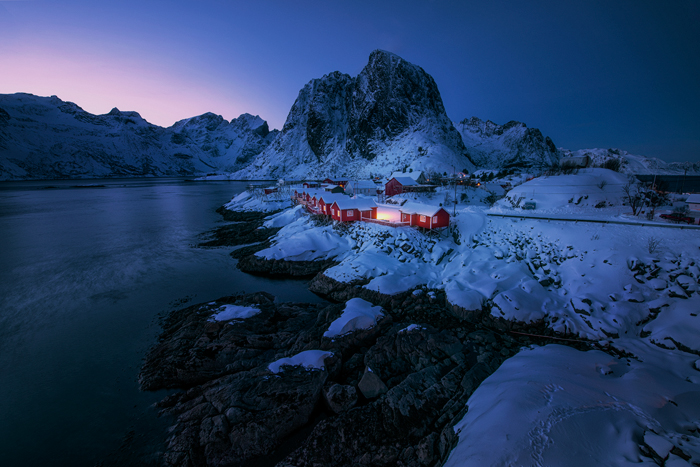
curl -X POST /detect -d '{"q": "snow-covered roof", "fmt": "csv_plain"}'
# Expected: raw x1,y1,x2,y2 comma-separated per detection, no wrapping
686,194,700,204
346,180,379,189
331,197,376,211
390,177,419,186
398,201,446,217
303,188,323,198
317,193,347,204
390,171,423,181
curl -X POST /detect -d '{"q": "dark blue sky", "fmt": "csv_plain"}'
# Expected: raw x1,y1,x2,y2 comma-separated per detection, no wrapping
1,0,699,162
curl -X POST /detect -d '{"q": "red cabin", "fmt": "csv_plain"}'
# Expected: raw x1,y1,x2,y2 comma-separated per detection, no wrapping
318,193,346,216
399,202,450,229
330,198,376,222
385,177,418,197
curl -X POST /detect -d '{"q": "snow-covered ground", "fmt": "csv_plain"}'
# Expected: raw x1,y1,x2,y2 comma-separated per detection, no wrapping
445,343,700,467
231,170,700,464
223,189,292,213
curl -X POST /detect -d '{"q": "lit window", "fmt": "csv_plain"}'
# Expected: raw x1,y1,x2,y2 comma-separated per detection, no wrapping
420,215,426,222
433,216,438,222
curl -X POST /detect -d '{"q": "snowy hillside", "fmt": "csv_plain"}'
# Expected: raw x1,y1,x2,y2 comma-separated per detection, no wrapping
230,50,474,180
455,117,560,170
0,93,275,180
227,171,700,464
501,168,630,211
561,147,700,175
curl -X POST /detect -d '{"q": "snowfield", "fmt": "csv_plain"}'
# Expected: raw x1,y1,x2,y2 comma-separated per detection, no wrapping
232,169,700,464
445,343,700,467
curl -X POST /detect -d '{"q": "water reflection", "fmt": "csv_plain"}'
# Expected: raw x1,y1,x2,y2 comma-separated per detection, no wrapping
0,178,323,466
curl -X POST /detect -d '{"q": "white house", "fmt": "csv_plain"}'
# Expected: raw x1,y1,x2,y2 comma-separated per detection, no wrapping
345,180,379,197
686,194,700,212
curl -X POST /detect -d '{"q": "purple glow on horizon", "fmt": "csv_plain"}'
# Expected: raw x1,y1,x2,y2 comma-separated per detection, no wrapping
0,1,699,160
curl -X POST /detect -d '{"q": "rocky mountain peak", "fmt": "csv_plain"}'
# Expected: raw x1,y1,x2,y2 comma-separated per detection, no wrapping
234,50,472,179
455,117,559,170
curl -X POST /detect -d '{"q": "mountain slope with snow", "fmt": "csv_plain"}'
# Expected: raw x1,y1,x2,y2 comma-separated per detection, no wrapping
454,116,560,170
0,93,276,180
231,50,474,179
561,147,700,175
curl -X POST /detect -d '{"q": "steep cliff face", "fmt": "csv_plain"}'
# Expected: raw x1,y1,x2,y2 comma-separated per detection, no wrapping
0,93,275,180
234,50,474,179
454,117,560,170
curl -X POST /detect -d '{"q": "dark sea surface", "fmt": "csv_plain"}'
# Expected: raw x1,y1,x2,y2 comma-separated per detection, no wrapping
0,178,323,466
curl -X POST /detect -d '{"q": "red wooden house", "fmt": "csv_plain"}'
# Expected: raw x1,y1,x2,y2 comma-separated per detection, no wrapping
384,177,436,198
330,198,376,222
318,193,347,216
303,181,320,188
398,202,450,229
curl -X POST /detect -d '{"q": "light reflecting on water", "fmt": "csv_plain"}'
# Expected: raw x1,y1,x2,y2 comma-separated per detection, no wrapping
0,178,324,466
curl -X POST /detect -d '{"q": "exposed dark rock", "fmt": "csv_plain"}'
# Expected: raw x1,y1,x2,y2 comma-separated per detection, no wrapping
139,292,337,391
358,369,388,399
237,254,338,277
159,364,329,467
198,222,280,248
323,383,358,414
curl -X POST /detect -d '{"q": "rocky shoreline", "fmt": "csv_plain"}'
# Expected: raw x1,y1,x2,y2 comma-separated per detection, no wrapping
140,206,599,466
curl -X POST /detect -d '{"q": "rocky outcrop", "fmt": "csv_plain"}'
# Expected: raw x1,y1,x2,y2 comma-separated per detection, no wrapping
454,117,560,170
140,289,536,467
0,93,275,180
233,50,474,179
237,255,338,277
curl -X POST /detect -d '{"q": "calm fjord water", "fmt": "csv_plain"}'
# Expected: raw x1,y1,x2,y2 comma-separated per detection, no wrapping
0,178,323,466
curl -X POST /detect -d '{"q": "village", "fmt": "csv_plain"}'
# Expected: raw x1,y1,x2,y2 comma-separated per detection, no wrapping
252,167,700,237
259,170,506,232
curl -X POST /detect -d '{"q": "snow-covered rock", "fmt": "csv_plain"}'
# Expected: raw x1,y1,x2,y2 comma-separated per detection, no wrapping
0,93,276,180
454,116,560,170
323,298,385,338
267,350,334,373
231,50,474,180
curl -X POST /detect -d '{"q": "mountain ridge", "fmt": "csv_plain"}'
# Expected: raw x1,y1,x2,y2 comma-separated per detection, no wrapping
0,93,276,180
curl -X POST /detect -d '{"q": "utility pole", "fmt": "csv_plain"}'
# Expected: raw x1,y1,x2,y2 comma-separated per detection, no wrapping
452,166,457,217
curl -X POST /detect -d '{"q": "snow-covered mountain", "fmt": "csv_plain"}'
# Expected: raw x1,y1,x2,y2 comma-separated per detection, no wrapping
0,93,276,180
231,50,474,179
454,117,560,170
560,147,700,175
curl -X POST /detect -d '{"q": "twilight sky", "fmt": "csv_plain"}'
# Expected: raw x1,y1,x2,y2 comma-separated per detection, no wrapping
1,0,699,163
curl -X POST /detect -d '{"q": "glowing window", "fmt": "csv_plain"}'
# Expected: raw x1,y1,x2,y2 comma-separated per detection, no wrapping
420,215,426,222
433,216,438,222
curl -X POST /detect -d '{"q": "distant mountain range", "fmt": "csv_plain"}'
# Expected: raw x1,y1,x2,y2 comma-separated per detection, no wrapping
559,148,700,176
0,94,276,180
0,51,695,180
